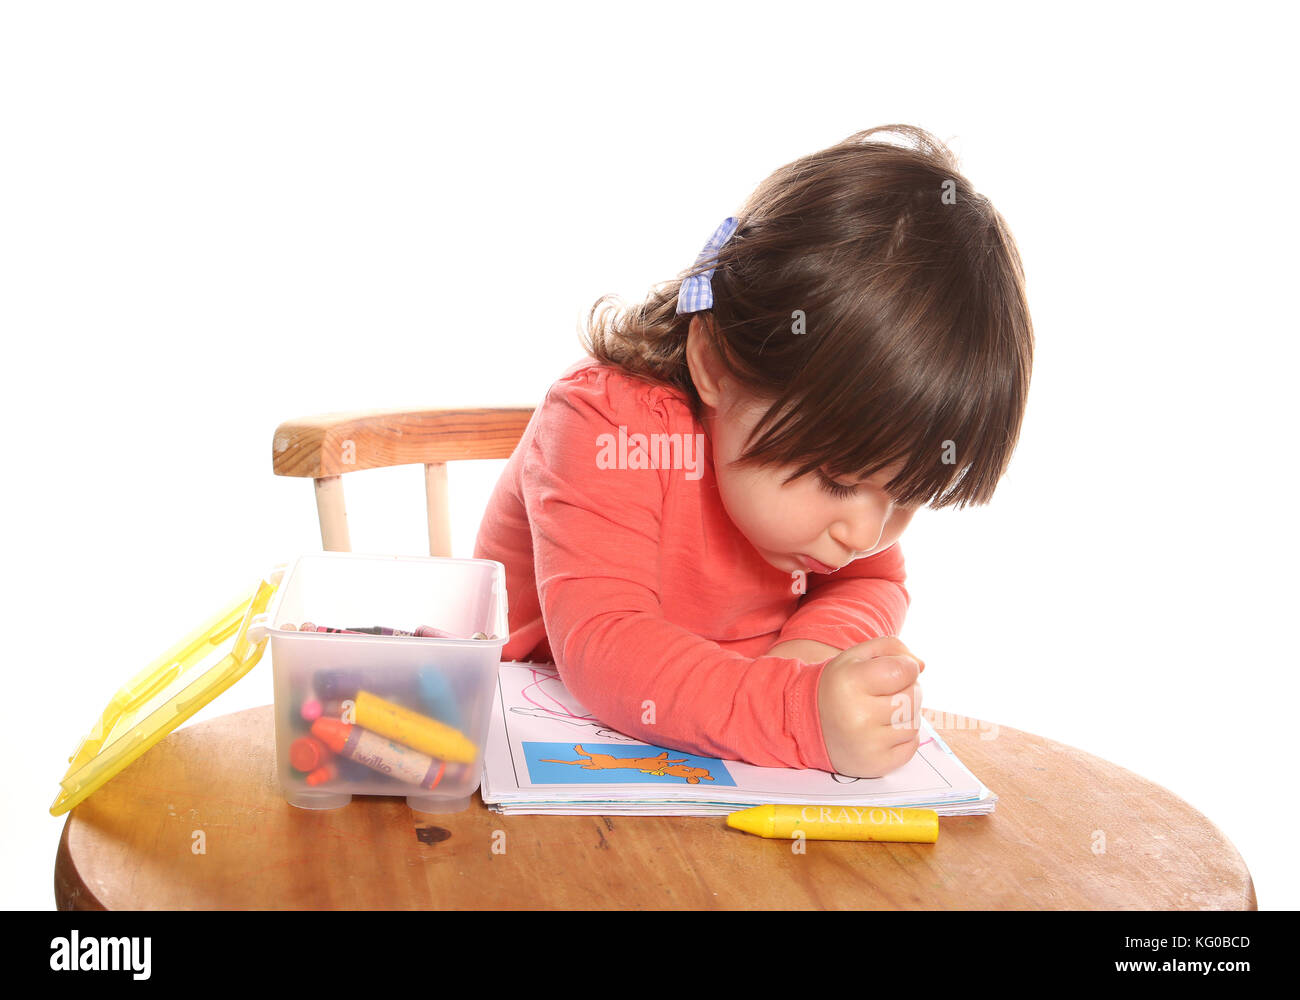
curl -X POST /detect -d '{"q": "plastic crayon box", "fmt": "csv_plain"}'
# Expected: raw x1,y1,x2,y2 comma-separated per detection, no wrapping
280,627,479,796
262,553,509,814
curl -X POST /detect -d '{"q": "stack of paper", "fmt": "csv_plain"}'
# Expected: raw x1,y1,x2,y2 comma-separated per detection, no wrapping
480,662,996,817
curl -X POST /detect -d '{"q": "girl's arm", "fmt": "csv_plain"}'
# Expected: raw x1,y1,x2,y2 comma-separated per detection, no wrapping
518,373,835,771
766,638,842,662
769,544,910,656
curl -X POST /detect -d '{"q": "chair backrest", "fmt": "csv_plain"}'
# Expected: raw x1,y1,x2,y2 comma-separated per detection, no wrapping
271,406,534,554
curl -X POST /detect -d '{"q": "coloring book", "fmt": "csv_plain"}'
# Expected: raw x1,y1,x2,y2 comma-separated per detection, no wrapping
481,662,996,816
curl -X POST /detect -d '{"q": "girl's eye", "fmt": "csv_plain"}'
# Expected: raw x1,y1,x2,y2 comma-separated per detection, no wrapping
817,473,859,499
817,471,912,507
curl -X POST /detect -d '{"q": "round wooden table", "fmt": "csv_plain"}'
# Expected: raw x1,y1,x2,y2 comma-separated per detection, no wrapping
55,705,1255,909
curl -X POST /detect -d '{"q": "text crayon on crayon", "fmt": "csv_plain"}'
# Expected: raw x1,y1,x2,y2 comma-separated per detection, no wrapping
726,804,939,843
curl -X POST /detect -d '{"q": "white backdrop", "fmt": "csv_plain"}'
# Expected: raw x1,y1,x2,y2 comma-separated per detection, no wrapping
3,1,1295,910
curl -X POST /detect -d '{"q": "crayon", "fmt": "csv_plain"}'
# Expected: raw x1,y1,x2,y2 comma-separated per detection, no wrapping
440,761,474,785
306,757,468,789
312,669,364,700
289,692,314,723
311,718,447,789
303,762,379,787
298,623,371,635
416,668,462,725
289,736,334,773
346,625,462,638
285,622,487,638
300,697,357,723
726,804,939,843
304,759,397,787
306,763,336,786
354,689,478,764
292,623,467,638
310,667,422,701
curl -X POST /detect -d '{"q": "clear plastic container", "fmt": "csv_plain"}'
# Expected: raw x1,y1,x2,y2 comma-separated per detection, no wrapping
253,552,508,814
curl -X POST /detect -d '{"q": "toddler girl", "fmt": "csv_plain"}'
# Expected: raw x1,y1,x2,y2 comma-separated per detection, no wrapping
474,124,1033,777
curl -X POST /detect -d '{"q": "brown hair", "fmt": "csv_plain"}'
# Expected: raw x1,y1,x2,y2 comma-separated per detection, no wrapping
578,124,1034,509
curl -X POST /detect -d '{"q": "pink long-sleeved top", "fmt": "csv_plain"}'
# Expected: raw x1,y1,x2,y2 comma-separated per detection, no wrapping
472,358,910,772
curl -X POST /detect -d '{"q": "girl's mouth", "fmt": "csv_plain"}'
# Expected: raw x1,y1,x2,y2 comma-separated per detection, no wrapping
799,554,838,574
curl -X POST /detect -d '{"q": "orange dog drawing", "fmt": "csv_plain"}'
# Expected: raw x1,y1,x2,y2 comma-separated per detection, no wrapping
539,744,716,784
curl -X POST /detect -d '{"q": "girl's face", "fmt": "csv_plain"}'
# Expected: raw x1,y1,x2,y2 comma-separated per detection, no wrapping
687,318,917,577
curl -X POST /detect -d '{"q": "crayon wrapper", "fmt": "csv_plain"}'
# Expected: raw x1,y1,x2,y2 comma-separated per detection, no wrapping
343,726,442,788
778,805,938,842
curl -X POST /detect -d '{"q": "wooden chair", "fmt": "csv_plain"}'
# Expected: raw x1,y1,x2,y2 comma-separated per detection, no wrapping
54,405,1258,909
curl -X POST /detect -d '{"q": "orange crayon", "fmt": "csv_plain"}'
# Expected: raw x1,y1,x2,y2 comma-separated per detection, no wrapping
306,763,337,786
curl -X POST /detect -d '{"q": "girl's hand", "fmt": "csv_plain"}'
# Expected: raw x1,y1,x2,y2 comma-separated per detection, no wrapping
817,636,925,778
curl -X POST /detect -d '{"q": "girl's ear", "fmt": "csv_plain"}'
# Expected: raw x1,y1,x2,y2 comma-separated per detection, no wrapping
685,314,726,408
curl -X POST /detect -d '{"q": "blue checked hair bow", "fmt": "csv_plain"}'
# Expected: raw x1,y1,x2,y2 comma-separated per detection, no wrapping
676,216,740,315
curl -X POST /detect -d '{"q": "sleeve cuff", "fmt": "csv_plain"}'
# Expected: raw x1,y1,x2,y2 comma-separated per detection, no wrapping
786,659,835,773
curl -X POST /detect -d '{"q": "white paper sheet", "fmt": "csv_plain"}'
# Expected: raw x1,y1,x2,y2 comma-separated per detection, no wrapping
481,662,997,816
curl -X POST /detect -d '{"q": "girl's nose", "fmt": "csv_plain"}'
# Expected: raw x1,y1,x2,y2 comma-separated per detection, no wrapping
831,511,885,558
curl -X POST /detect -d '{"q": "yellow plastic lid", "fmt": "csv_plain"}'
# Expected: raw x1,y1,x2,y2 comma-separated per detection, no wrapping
50,572,281,816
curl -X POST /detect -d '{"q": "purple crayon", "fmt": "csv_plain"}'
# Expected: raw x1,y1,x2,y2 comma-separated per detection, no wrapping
312,669,365,700
312,668,418,701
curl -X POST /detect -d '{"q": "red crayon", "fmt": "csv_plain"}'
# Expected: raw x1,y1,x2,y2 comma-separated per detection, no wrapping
289,736,334,773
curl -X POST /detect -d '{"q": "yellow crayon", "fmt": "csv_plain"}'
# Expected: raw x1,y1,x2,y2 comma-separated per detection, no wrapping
353,690,478,764
726,804,939,843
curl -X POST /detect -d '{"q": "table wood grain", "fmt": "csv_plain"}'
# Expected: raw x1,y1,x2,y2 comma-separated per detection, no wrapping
55,705,1255,910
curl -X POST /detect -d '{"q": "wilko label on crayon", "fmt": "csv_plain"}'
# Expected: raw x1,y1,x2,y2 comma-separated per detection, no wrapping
311,718,445,789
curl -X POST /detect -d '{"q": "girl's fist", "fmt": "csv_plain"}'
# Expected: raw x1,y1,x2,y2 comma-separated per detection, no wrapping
817,635,925,778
